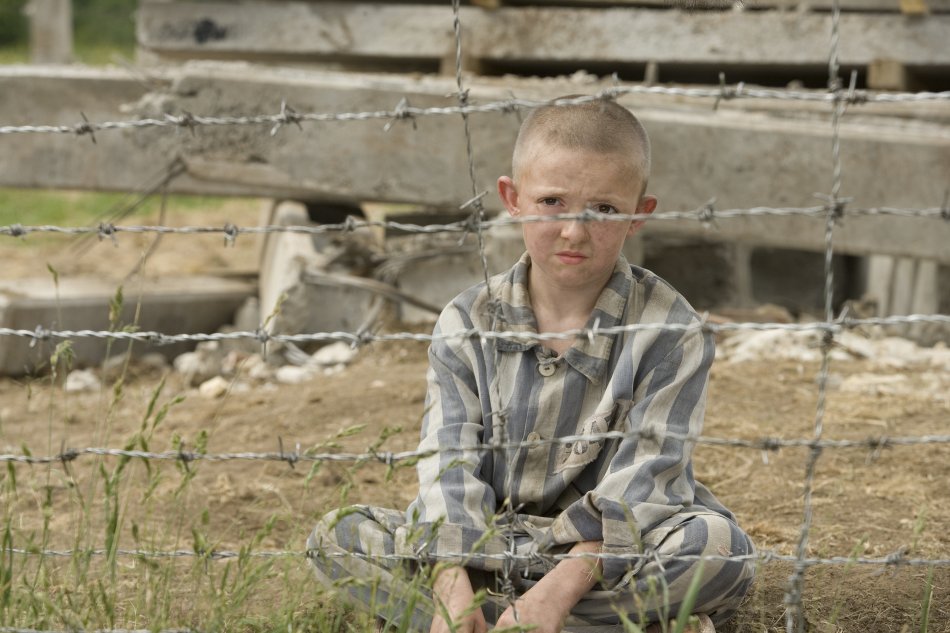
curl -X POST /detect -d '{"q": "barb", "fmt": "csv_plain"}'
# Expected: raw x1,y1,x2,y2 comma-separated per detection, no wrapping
2,88,949,136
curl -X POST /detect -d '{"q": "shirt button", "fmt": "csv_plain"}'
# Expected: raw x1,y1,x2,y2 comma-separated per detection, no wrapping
526,432,541,443
538,363,556,377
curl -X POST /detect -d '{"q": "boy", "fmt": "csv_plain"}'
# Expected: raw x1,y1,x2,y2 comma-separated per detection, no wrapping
308,97,755,633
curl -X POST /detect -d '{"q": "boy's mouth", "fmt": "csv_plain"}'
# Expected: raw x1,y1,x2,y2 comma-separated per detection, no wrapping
556,251,587,264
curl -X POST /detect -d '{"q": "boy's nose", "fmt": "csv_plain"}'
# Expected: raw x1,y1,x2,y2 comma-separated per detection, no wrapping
560,213,589,241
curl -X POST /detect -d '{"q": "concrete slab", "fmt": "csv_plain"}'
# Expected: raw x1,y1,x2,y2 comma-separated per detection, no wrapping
0,275,255,376
1,64,948,261
257,201,376,345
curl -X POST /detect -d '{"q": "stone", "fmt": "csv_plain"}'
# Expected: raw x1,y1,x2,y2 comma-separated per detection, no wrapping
173,349,221,387
275,364,317,384
140,352,170,371
198,375,230,398
64,369,101,393
311,341,357,366
244,354,272,381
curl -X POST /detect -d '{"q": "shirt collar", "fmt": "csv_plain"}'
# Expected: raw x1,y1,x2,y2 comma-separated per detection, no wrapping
494,252,633,385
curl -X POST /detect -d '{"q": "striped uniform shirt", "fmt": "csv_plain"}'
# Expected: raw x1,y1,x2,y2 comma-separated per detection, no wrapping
404,252,736,588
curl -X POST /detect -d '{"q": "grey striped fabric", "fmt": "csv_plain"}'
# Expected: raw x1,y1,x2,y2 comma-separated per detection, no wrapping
307,506,754,629
307,253,755,629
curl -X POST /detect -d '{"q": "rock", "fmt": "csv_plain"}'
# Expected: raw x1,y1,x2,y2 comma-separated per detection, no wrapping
245,354,272,381
312,341,357,366
221,350,250,376
140,353,169,371
199,376,230,399
173,346,222,386
276,365,317,384
100,354,129,381
65,369,101,393
101,351,170,381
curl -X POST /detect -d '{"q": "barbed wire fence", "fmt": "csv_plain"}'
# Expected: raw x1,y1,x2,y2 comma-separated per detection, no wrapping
1,0,949,632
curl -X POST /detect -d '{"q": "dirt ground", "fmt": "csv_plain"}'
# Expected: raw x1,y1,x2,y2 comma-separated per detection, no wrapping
1,203,948,632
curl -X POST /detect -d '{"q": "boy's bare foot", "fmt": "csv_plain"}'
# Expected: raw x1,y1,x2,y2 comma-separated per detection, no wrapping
644,613,715,633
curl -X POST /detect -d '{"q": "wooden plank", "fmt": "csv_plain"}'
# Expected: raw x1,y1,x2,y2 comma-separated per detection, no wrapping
1,64,948,261
867,58,917,91
504,0,950,10
288,0,950,13
138,1,950,67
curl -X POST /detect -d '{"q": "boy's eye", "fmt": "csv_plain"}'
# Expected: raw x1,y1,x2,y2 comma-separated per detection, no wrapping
539,197,560,206
594,204,618,215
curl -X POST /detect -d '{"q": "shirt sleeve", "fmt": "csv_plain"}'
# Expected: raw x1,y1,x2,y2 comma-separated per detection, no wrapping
551,327,715,587
402,313,506,568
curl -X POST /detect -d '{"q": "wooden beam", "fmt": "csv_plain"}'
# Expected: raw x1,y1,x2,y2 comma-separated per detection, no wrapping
281,0,950,13
488,0,950,10
137,1,950,68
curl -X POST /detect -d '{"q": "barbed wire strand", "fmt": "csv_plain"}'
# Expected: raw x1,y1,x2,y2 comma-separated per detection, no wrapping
1,88,949,137
1,313,948,347
3,430,949,467
3,203,949,241
5,545,949,569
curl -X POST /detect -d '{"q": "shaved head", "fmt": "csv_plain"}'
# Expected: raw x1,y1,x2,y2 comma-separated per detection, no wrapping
511,97,652,194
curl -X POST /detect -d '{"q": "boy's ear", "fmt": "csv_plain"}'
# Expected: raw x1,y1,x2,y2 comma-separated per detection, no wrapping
627,195,658,238
497,176,520,216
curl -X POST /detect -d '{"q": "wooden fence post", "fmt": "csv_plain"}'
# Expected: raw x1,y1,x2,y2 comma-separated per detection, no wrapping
23,0,73,64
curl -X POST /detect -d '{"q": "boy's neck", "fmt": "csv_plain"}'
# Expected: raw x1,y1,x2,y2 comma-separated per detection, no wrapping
528,270,605,356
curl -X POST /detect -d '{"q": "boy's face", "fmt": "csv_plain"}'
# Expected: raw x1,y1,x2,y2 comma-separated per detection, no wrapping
498,144,656,295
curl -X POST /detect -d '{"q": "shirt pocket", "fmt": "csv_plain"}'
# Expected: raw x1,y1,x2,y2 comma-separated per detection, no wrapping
553,400,632,475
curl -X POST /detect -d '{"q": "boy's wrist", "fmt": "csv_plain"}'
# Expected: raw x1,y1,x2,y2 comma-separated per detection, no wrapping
539,540,604,604
431,564,473,606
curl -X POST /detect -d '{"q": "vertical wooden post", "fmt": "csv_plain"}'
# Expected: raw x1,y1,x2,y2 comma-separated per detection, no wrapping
24,0,73,64
730,244,756,308
864,255,943,343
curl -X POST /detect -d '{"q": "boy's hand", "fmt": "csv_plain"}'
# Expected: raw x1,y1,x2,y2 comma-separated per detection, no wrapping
493,590,570,633
492,540,603,633
430,565,488,633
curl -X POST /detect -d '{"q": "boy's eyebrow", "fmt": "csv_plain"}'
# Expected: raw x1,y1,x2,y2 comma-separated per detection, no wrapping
529,187,631,204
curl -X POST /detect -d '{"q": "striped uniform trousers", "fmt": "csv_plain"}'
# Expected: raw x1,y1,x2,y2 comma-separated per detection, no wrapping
307,505,755,632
